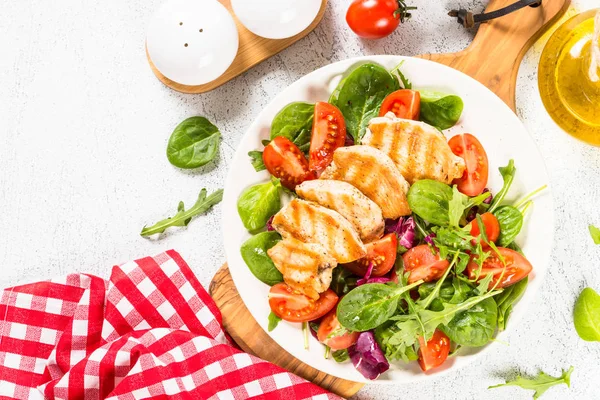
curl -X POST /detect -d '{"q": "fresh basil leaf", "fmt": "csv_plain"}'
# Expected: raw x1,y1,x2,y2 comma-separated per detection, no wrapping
248,151,266,172
489,366,574,399
419,91,464,130
237,181,280,232
440,297,497,347
573,287,600,342
270,102,315,151
332,349,350,363
496,277,528,330
589,225,600,244
240,231,283,286
140,189,223,237
489,160,516,212
268,311,282,332
494,205,524,247
331,63,399,143
407,180,453,226
166,117,221,169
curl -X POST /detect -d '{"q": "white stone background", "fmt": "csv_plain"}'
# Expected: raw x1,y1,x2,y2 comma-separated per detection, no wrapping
1,0,599,398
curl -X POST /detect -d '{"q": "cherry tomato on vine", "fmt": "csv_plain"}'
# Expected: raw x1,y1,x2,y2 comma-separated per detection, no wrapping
346,0,414,39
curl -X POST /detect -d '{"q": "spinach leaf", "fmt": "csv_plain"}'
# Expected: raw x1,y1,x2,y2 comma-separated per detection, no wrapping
248,151,266,172
418,281,454,303
240,231,283,286
268,311,282,332
337,281,421,332
407,180,453,226
489,160,516,212
440,297,497,347
419,91,464,130
332,349,350,363
166,117,221,169
589,225,600,244
573,287,600,342
140,189,223,237
331,63,399,143
330,267,358,296
489,366,574,399
450,277,473,303
496,277,528,330
237,180,280,232
270,102,315,149
494,205,524,247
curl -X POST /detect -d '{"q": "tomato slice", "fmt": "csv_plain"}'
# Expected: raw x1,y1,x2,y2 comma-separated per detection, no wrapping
268,283,338,322
317,309,360,350
469,212,501,245
379,89,421,120
309,102,347,173
418,329,451,372
263,136,316,190
343,233,397,277
466,247,532,289
448,133,489,196
402,245,450,284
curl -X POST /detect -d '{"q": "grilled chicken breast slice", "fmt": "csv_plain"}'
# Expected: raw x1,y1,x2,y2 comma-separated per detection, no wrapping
296,180,384,243
272,199,367,263
363,114,466,184
320,146,411,219
268,238,337,300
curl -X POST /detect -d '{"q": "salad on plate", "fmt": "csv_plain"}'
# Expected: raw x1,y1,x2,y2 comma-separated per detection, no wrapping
236,62,543,380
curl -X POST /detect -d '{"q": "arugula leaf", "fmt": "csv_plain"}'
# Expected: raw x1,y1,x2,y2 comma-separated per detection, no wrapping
248,151,266,172
448,186,468,227
489,160,516,212
140,189,223,237
589,225,600,244
390,60,412,89
268,312,281,332
475,273,494,295
489,366,574,399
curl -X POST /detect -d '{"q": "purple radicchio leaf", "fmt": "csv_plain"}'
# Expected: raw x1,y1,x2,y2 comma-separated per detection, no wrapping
357,277,391,286
348,331,390,380
482,188,493,204
356,262,375,286
266,215,275,232
345,135,355,147
424,232,436,246
465,207,478,223
384,216,416,249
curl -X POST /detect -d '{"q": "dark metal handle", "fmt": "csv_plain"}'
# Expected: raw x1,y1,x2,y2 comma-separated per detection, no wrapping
449,0,543,28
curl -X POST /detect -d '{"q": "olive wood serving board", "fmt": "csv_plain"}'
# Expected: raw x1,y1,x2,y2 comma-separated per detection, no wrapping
148,0,328,94
209,0,569,397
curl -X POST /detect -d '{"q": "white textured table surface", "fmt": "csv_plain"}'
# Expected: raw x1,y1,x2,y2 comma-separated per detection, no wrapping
1,0,599,399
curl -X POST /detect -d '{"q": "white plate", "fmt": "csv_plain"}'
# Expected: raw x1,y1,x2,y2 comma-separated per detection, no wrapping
222,55,554,383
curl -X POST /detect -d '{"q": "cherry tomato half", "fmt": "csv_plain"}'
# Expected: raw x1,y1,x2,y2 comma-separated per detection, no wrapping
469,212,501,245
379,89,421,119
317,310,360,350
402,245,450,284
309,102,347,173
268,283,338,322
346,0,400,39
263,136,316,190
418,329,451,372
467,247,533,290
343,233,397,277
448,133,489,196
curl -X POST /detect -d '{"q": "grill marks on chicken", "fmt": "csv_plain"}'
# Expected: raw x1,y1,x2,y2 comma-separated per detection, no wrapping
268,237,337,300
319,146,411,219
271,199,367,263
296,180,384,243
363,115,466,185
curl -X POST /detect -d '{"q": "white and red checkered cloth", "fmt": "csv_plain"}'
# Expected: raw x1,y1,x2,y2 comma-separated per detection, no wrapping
0,250,340,400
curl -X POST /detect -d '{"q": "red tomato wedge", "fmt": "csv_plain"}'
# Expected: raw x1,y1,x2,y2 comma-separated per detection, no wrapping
379,89,421,120
466,247,533,290
402,245,450,284
469,212,501,244
343,233,397,277
317,310,360,350
418,329,451,372
263,136,316,190
448,133,489,196
309,102,347,173
268,283,338,322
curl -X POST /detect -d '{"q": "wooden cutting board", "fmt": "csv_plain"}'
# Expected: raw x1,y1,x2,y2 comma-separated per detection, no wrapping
209,0,569,397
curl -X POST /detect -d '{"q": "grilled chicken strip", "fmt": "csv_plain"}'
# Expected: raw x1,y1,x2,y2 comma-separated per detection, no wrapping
320,146,411,219
363,114,466,184
296,180,384,243
272,198,367,263
268,238,337,300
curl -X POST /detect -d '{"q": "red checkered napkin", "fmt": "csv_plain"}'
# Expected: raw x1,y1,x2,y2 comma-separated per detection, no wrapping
0,250,340,400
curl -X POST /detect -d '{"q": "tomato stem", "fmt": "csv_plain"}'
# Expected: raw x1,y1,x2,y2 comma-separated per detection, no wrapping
394,0,417,23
